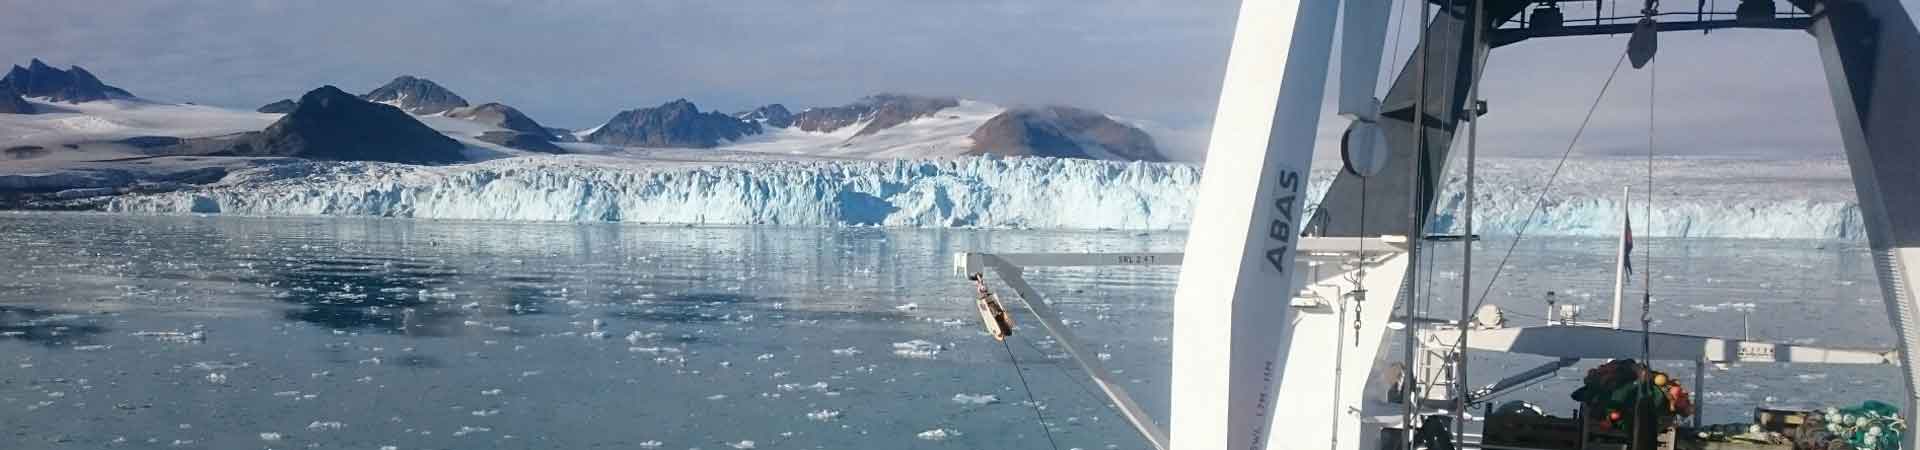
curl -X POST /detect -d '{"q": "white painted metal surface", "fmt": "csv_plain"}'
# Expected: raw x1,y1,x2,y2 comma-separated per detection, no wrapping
1166,0,1339,448
1433,325,1898,364
1266,248,1413,450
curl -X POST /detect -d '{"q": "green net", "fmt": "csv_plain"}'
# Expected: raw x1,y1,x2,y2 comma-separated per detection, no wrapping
1822,401,1905,450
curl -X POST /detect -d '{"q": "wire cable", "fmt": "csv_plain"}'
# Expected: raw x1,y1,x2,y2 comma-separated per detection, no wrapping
1003,339,1064,450
1467,49,1634,318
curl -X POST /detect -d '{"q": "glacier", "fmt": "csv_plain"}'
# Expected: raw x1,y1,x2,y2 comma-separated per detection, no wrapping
104,156,1867,240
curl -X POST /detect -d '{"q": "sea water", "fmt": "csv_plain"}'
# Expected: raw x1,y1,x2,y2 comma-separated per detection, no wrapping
0,212,1901,449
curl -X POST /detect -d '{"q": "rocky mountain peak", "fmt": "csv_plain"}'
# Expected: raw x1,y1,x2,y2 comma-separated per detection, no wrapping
230,85,467,164
736,104,793,128
361,75,469,115
0,58,135,103
967,105,1164,162
585,99,761,148
790,93,959,137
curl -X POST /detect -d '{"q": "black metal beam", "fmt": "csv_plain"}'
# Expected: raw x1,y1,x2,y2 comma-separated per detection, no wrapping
1491,18,1815,47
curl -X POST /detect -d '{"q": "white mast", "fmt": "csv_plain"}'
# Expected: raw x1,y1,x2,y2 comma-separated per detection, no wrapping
1168,0,1339,449
1612,185,1629,329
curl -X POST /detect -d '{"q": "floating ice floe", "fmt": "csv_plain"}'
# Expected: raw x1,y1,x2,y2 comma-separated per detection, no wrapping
452,426,492,437
896,303,919,311
259,432,282,441
638,441,664,448
892,340,943,359
918,428,961,441
306,421,344,431
831,347,862,356
730,440,756,449
807,409,842,421
952,393,1000,405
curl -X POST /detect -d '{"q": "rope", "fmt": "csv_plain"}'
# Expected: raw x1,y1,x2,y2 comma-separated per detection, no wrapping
1642,35,1658,365
1017,334,1112,413
1467,49,1634,318
1003,339,1064,450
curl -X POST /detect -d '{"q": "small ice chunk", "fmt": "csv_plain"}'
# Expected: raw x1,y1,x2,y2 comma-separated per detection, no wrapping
706,394,727,400
892,340,943,359
638,441,664,448
481,389,503,396
1097,352,1112,361
896,303,919,311
73,344,110,351
307,421,345,431
259,432,283,441
730,440,756,449
807,409,842,421
471,409,500,417
756,353,775,361
453,426,492,437
205,373,228,384
918,428,960,440
953,393,1000,405
831,347,862,356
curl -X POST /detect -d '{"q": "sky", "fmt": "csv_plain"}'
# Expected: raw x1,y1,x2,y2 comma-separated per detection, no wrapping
0,0,1900,161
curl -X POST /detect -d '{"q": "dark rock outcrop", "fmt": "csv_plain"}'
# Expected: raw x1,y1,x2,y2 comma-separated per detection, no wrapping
0,88,34,114
217,86,466,164
0,59,135,103
967,106,1164,162
736,104,793,128
585,99,761,148
446,102,564,153
256,99,296,113
790,94,958,137
361,75,469,115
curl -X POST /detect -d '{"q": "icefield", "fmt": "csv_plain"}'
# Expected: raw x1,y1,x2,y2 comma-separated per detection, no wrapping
106,156,1868,239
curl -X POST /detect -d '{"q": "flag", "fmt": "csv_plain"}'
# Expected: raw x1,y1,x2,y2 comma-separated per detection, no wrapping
1623,214,1634,275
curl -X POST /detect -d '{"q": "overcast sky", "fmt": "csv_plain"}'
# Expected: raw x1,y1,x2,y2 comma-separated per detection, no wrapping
1,0,1902,161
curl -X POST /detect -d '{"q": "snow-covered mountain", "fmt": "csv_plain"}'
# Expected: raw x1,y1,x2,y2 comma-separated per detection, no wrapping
585,94,1167,161
100,156,1867,239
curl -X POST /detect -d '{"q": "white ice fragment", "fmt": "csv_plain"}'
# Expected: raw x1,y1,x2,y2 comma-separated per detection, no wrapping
205,373,227,384
730,440,756,449
471,409,500,417
625,331,661,344
756,353,775,361
453,426,492,437
807,409,842,421
953,393,1000,405
918,428,961,440
307,421,345,431
259,432,282,441
706,394,727,400
481,389,503,396
831,347,862,356
895,303,919,311
638,441,664,448
73,344,110,351
892,340,943,359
